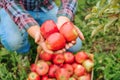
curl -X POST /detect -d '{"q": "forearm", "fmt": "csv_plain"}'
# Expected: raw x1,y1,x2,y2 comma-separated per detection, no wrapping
57,0,78,21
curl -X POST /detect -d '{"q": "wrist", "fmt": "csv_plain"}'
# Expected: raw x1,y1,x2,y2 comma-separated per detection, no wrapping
27,25,41,39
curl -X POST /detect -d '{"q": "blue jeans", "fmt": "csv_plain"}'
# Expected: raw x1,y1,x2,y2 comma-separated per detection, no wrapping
0,3,82,54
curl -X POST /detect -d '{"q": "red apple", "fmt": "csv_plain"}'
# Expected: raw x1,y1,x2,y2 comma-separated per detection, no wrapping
41,75,48,80
40,20,59,39
60,21,78,42
74,64,86,77
48,64,60,78
30,63,37,72
55,68,70,80
64,52,74,64
39,51,53,61
46,32,66,51
78,73,91,80
75,51,88,64
36,61,49,76
69,77,76,80
82,59,94,72
72,63,78,70
63,64,73,77
53,54,64,65
28,72,40,80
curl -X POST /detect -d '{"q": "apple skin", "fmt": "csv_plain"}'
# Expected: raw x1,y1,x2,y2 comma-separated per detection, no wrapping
60,21,78,42
39,51,53,61
48,64,60,78
55,68,70,80
41,75,48,80
75,51,88,64
64,52,74,64
30,63,37,72
36,61,49,76
46,32,66,51
74,64,86,77
82,59,94,72
28,72,40,80
40,20,59,39
78,73,91,80
63,64,74,77
52,54,65,65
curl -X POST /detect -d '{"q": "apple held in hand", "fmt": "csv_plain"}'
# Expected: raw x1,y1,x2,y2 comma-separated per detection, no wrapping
28,72,40,80
40,20,59,39
46,32,66,51
60,21,78,42
36,60,49,76
82,59,94,72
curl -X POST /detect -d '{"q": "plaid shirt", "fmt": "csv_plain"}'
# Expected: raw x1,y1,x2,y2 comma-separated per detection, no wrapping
0,0,77,31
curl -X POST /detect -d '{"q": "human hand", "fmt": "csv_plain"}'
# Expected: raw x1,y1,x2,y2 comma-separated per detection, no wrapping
57,16,85,51
27,25,53,54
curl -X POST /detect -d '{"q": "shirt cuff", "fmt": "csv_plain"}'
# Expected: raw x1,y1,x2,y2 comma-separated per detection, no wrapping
23,18,39,30
57,8,74,21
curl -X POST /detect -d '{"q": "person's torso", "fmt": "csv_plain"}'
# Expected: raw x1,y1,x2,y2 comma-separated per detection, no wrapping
18,0,54,11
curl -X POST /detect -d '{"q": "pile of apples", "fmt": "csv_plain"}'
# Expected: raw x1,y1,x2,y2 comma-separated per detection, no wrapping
27,51,94,80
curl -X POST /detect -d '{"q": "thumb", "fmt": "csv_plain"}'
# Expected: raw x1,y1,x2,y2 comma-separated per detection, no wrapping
39,42,53,54
74,25,85,40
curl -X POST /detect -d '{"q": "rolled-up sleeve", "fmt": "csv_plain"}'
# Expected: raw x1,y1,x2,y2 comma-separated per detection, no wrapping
0,0,38,30
57,0,78,21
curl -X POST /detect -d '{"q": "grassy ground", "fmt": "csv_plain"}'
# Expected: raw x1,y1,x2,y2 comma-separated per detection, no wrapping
0,0,120,80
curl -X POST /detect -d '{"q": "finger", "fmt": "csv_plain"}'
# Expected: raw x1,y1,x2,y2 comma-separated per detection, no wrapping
55,48,66,54
35,32,41,43
71,40,76,44
74,25,85,40
39,42,53,54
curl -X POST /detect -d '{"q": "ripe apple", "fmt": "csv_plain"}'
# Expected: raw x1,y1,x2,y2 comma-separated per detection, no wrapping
69,77,76,80
39,51,53,61
28,72,40,80
30,63,37,72
48,64,60,78
74,64,86,77
53,54,65,65
41,75,48,80
46,32,66,51
72,63,78,70
60,21,78,42
40,20,59,39
82,59,94,72
64,52,74,64
63,64,73,77
75,51,88,64
55,68,70,80
78,73,91,80
36,61,49,76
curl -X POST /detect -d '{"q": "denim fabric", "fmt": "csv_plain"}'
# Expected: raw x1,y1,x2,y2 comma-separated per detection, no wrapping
0,2,82,54
0,8,30,53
